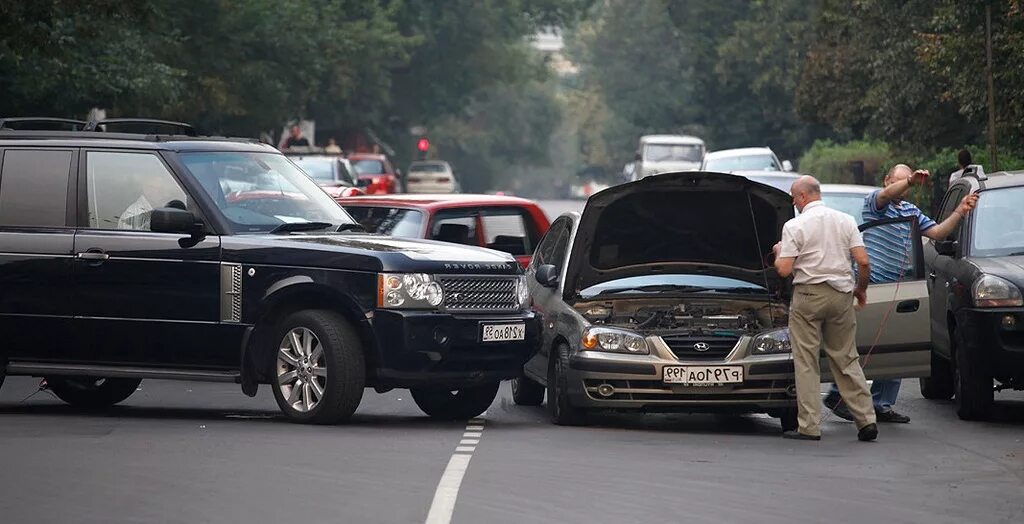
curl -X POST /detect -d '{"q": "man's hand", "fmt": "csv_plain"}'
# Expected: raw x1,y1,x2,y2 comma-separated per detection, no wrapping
853,288,867,310
957,192,979,215
772,241,782,257
909,169,930,187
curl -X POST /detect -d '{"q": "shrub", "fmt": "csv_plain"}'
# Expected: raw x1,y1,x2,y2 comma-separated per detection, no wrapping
797,139,892,184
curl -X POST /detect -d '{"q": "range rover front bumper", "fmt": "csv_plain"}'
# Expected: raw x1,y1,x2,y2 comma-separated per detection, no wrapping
565,336,797,412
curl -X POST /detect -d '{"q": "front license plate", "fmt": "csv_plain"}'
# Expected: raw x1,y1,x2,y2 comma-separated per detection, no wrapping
662,365,743,385
481,323,526,343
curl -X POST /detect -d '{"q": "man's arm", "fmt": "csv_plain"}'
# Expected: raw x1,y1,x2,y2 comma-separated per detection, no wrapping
875,169,930,208
774,253,795,278
850,245,870,308
923,193,979,240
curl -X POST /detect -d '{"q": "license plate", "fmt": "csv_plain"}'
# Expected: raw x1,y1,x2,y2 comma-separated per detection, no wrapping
662,365,743,385
481,323,526,343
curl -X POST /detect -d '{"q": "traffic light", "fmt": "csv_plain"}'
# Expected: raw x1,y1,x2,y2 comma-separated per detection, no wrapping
416,137,430,159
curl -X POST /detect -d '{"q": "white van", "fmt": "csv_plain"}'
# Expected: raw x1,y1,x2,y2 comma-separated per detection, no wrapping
632,134,705,180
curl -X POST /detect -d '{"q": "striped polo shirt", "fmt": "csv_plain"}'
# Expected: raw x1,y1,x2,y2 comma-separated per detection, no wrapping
862,190,936,283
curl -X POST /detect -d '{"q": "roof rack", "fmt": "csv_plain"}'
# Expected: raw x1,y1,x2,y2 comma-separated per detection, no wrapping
83,118,197,136
0,117,88,131
0,129,261,144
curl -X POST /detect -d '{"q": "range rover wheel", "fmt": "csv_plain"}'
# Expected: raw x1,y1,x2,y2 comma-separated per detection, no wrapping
511,375,545,406
548,343,586,426
46,377,141,409
920,350,954,400
271,310,365,424
411,382,499,420
953,329,993,421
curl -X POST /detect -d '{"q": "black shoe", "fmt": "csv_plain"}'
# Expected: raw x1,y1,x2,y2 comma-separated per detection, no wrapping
875,409,910,424
857,423,878,442
783,431,821,441
829,401,855,422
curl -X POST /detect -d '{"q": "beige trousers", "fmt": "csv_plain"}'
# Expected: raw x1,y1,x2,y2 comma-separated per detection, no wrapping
790,283,876,436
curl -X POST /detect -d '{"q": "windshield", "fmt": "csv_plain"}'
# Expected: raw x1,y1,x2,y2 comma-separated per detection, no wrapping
580,274,765,299
971,187,1024,257
353,159,386,175
180,152,355,234
705,154,780,172
821,192,869,224
643,143,703,163
290,158,336,182
343,206,424,237
741,174,799,193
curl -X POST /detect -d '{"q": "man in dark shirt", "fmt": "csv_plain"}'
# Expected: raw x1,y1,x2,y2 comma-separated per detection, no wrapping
282,125,310,149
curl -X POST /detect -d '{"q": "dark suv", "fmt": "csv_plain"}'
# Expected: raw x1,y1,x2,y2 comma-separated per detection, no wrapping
921,167,1024,420
0,121,538,423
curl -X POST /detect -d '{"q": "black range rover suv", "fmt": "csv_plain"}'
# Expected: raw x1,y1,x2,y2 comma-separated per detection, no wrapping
921,167,1024,420
0,120,538,423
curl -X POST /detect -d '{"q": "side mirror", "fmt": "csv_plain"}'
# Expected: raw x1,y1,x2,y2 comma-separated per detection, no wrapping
151,207,199,235
634,152,642,161
356,178,372,188
535,264,559,288
782,160,793,172
935,239,958,256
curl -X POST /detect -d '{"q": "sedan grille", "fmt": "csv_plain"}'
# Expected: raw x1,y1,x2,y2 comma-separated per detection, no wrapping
661,335,738,361
439,276,519,312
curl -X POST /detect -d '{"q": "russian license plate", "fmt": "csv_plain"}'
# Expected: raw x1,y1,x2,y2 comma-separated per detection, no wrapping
662,365,743,385
481,323,526,343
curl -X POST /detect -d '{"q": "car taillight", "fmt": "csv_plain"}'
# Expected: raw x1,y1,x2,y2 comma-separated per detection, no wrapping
436,177,450,183
407,177,422,183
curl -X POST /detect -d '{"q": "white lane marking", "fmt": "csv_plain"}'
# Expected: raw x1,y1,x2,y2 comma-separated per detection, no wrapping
425,414,488,524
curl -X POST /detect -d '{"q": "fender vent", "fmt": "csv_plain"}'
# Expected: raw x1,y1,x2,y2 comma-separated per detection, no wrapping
220,264,243,322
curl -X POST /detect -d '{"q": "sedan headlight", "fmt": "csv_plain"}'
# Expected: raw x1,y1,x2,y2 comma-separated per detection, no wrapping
973,275,1023,307
751,328,792,354
377,273,444,309
581,327,649,354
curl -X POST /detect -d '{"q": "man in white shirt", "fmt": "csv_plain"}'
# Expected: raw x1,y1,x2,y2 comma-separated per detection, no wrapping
772,175,878,442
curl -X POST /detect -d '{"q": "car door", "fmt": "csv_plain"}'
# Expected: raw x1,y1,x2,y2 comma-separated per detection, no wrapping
479,206,543,268
73,149,229,368
522,215,576,385
0,147,78,363
926,184,968,360
840,216,932,380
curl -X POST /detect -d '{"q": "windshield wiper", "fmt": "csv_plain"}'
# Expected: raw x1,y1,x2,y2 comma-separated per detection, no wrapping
269,222,334,234
336,223,366,233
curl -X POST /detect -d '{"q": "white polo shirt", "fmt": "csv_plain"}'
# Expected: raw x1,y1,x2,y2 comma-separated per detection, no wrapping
778,200,864,293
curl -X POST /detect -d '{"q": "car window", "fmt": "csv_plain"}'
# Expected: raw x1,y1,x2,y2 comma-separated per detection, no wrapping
481,208,536,256
352,159,385,175
643,143,702,163
291,158,336,182
971,186,1024,258
705,154,779,172
821,192,869,224
430,210,477,246
85,151,189,231
532,218,568,268
860,217,922,283
410,163,446,173
937,186,967,241
344,206,424,237
0,149,73,227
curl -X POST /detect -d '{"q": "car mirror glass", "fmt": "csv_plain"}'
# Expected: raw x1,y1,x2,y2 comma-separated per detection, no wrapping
935,239,958,256
535,264,559,288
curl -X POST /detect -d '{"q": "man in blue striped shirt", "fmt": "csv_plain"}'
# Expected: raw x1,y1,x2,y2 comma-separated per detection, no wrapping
826,164,978,423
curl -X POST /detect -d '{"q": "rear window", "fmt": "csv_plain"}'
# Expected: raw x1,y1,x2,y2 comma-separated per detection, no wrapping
481,210,536,256
705,154,780,172
291,158,335,182
820,192,869,224
0,149,73,227
410,163,446,173
344,206,424,237
352,159,385,175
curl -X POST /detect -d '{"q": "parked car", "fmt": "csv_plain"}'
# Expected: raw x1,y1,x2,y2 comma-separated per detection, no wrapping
701,147,793,173
819,184,876,224
921,168,1024,420
513,171,930,427
0,120,539,423
337,194,550,268
349,152,401,195
733,172,800,194
406,160,457,194
632,134,705,180
284,151,363,199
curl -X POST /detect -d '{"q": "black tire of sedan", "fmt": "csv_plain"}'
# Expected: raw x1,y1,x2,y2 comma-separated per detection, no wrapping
548,344,586,426
953,329,993,421
511,375,545,406
271,310,365,425
920,350,955,400
777,409,799,432
411,382,500,420
46,377,141,409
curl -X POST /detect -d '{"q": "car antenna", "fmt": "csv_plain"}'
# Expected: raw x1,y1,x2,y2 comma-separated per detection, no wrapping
746,190,777,324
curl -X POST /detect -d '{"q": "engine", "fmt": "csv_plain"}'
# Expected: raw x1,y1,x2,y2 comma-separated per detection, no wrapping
576,297,786,336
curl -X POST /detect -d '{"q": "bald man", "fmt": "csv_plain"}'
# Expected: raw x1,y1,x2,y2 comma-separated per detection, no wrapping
773,176,878,441
825,164,978,424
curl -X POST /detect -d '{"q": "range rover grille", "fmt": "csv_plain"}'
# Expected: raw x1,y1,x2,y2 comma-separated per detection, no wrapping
440,276,518,312
661,335,738,361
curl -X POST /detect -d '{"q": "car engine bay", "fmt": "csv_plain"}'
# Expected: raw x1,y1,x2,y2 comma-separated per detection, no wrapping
575,297,787,337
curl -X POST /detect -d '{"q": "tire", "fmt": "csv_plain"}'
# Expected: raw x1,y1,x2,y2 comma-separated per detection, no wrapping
953,329,994,421
547,344,587,426
271,310,365,425
920,350,955,400
46,377,141,409
411,382,499,420
511,375,545,406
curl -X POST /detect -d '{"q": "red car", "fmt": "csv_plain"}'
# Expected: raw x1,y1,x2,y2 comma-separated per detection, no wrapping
337,194,551,267
348,153,401,195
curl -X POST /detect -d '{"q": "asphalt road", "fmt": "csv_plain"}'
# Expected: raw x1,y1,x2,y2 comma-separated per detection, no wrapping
3,200,1024,524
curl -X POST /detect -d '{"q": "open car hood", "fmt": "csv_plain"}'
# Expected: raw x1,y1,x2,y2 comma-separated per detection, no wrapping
564,171,794,299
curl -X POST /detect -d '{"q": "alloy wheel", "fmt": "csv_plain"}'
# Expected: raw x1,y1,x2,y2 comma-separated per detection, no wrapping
277,327,327,413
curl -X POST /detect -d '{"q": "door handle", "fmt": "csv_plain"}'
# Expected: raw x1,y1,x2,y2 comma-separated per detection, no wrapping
76,250,109,265
896,300,920,313
928,271,936,281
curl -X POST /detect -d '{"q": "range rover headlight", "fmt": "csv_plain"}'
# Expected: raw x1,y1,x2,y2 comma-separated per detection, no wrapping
378,273,444,309
516,275,530,309
581,327,649,354
973,275,1023,308
751,328,792,354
